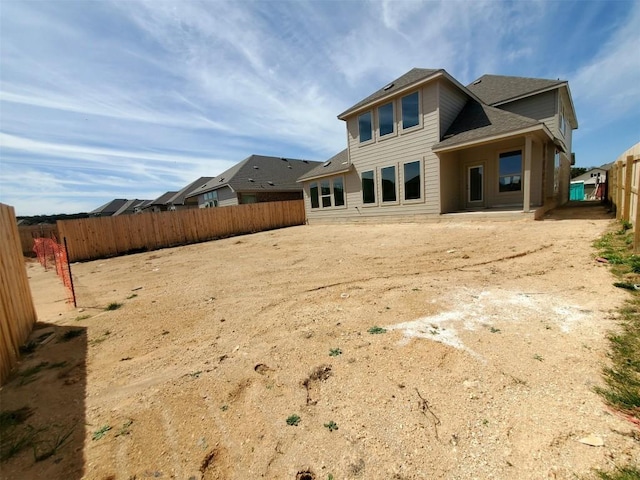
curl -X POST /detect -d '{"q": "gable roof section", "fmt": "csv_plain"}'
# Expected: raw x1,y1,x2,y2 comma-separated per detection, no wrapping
466,74,565,106
338,68,441,119
298,149,352,182
113,199,151,216
90,198,129,216
433,100,549,151
150,191,179,206
165,176,214,206
185,155,322,198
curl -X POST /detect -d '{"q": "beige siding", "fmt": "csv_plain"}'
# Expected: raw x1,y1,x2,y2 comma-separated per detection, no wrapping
500,90,556,132
439,79,468,136
217,186,239,207
305,81,442,222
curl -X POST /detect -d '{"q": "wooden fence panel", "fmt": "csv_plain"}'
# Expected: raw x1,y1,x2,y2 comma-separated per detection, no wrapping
18,224,58,256
608,144,640,251
57,200,306,262
0,204,38,384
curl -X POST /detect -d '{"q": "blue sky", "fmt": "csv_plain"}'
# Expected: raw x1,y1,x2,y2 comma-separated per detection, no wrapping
1,0,639,216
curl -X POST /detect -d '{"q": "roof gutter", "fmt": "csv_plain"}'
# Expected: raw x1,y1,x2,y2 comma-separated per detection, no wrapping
298,164,353,182
432,123,554,153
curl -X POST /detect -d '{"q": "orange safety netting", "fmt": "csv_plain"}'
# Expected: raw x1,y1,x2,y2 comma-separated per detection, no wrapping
33,235,74,304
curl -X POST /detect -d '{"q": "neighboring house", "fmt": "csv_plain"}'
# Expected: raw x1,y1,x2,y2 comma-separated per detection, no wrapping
184,155,321,208
298,68,578,222
142,177,214,212
570,167,608,201
91,198,154,216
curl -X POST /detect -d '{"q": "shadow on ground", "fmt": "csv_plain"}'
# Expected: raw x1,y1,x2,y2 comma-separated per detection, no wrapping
543,200,615,221
0,322,86,478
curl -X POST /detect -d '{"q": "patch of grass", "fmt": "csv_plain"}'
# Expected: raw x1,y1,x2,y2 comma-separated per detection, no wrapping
593,224,640,425
286,414,300,426
19,341,38,355
367,326,387,335
221,405,229,412
74,314,90,321
324,421,338,432
0,424,42,462
329,348,342,357
92,425,112,441
90,330,111,346
115,420,133,437
33,422,77,462
105,302,122,311
593,465,640,480
60,329,84,342
18,362,49,385
489,326,501,333
126,293,138,300
533,354,544,362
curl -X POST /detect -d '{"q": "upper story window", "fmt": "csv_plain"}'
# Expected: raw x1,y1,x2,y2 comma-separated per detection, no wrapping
310,177,346,209
403,160,421,200
203,190,218,207
378,102,394,137
498,150,522,193
559,104,566,137
401,92,420,130
362,170,376,204
358,111,373,143
381,165,397,202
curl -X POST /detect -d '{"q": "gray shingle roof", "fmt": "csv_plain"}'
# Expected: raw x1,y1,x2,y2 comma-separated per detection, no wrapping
433,100,541,150
298,149,351,182
90,199,129,215
466,74,565,106
338,68,441,119
165,177,213,206
150,191,179,206
185,155,322,198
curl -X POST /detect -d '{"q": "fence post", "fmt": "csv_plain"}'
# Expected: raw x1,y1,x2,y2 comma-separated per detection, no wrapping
63,237,77,308
623,156,633,222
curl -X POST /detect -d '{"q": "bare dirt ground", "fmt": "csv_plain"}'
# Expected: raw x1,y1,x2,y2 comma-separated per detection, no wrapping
2,203,639,480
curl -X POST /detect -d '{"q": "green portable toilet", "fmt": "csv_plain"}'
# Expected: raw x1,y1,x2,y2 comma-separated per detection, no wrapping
570,182,585,201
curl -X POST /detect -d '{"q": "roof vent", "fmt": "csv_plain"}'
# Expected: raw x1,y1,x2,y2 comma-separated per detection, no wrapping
287,165,292,169
472,79,482,85
323,161,332,168
383,83,394,91
280,157,288,161
248,178,254,182
253,166,259,169
267,181,274,186
218,178,224,182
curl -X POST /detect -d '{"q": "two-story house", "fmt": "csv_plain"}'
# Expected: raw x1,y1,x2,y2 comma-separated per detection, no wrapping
298,68,578,222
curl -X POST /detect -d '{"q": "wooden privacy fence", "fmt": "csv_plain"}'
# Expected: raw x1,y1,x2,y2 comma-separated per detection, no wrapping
18,224,59,257
0,204,38,384
608,144,640,252
58,200,306,262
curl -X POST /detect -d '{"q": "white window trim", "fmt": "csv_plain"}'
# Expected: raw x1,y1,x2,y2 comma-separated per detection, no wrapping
309,176,347,210
497,148,523,195
379,164,400,206
401,159,424,204
361,169,378,207
399,90,423,135
357,111,375,146
376,101,397,141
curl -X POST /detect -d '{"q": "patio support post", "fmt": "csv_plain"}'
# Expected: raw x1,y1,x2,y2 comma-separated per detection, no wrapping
523,135,533,212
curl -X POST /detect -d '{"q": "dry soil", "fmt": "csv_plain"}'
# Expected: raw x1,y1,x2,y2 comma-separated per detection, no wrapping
2,203,639,480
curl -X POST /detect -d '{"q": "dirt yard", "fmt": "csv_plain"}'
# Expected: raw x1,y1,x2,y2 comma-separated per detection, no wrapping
2,203,639,479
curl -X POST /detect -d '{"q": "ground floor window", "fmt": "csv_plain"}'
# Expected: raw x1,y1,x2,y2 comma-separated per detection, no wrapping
310,176,346,209
381,165,397,202
553,150,561,193
403,160,421,200
362,170,376,204
498,150,522,192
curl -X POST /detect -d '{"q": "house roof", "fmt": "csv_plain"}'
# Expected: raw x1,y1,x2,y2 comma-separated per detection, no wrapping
433,100,546,151
298,149,352,182
90,198,129,216
466,74,565,106
165,177,213,206
113,199,151,216
338,68,442,119
185,155,322,198
150,191,179,206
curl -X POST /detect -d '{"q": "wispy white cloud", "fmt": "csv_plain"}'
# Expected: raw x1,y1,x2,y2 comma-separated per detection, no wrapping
1,0,638,215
